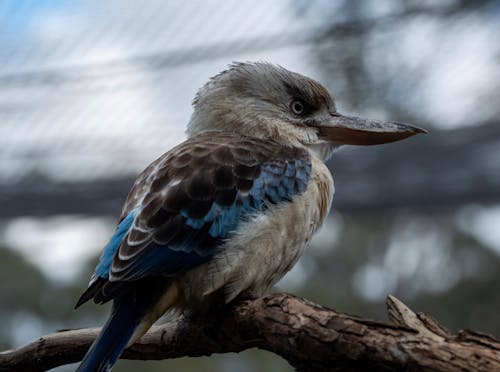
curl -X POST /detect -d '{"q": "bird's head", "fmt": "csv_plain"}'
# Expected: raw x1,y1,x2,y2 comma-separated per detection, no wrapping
187,62,426,160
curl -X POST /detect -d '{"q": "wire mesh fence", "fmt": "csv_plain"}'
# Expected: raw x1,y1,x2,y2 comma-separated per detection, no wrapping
1,2,500,370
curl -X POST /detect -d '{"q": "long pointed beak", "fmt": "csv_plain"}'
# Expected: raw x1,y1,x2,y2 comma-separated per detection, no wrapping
315,113,428,145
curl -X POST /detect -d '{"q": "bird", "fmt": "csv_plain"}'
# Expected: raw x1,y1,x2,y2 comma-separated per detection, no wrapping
75,61,426,371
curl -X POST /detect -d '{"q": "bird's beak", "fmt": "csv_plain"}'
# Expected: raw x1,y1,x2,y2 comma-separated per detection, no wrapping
314,112,428,145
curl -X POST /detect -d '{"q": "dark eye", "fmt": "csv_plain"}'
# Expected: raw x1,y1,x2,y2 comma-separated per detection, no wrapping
290,100,305,116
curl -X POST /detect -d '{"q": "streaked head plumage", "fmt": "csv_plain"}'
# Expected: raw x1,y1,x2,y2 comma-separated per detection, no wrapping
187,62,335,147
187,61,426,160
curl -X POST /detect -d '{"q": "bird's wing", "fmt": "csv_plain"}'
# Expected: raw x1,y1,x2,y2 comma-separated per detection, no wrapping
77,131,311,306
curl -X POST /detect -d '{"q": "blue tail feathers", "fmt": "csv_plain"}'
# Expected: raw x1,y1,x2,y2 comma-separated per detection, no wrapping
76,299,142,372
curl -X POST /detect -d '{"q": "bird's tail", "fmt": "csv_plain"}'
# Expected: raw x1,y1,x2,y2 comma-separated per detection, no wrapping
76,298,141,372
76,282,179,372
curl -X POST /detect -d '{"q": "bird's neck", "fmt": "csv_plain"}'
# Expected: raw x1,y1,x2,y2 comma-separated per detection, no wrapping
305,142,338,162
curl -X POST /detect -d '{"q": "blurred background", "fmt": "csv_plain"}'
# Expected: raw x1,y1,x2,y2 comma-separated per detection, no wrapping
1,0,499,371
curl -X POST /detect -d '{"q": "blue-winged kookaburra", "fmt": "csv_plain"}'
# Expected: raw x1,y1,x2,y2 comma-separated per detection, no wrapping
75,62,426,371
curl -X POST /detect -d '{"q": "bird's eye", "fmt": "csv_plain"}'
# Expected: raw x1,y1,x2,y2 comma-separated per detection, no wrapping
291,100,305,116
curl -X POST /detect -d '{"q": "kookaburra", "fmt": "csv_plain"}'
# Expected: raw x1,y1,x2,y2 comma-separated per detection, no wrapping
76,62,426,371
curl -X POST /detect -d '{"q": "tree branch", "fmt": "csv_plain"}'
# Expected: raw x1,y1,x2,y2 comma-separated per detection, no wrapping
1,293,499,371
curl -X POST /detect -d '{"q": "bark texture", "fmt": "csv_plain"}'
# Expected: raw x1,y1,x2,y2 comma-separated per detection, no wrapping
0,294,499,371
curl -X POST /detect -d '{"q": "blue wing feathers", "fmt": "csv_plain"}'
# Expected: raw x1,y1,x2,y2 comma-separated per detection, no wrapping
94,209,139,279
93,158,310,282
115,245,209,278
86,150,311,300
